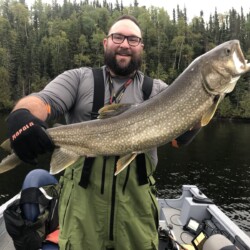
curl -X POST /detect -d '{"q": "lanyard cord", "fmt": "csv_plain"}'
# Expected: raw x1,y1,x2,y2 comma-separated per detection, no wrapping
108,75,133,104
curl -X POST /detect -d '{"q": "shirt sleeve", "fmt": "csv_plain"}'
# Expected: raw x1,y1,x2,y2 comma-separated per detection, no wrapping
32,68,84,119
172,123,202,148
150,78,168,97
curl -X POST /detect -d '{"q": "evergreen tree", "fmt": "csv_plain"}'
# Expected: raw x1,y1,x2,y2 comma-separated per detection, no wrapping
0,0,249,117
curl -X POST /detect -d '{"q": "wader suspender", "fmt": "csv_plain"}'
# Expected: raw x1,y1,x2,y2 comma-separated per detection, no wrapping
79,68,105,188
79,69,153,188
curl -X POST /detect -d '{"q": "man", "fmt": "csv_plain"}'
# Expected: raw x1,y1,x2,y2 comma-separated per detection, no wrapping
7,15,198,249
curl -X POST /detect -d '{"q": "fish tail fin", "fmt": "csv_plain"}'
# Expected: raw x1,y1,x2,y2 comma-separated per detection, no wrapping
0,153,21,174
1,139,12,153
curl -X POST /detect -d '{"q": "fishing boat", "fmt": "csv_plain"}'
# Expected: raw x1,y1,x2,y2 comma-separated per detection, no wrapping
0,184,250,250
157,185,250,250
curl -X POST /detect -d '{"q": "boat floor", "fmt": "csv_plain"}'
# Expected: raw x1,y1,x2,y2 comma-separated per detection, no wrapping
0,216,15,250
159,206,194,250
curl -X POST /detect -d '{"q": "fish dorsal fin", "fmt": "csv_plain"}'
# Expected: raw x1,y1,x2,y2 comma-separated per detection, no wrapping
0,139,12,153
201,95,224,126
50,147,80,175
114,153,137,175
98,103,134,119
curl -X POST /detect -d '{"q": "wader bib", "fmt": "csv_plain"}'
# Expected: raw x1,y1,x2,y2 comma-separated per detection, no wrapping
58,69,159,250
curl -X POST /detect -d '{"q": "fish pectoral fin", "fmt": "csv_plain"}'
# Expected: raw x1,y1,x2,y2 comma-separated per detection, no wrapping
98,103,134,119
201,95,224,126
0,153,21,174
0,139,12,153
114,153,137,176
50,147,81,175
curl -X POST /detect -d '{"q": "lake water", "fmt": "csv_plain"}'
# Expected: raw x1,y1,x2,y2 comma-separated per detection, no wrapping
0,114,249,235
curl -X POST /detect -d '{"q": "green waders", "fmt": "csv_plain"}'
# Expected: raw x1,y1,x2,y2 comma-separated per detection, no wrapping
58,155,159,250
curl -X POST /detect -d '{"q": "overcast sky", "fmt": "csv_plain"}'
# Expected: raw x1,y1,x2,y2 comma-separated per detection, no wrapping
26,0,250,22
130,0,250,21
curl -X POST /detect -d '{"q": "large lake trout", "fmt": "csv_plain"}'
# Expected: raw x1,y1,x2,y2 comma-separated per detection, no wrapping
1,40,250,175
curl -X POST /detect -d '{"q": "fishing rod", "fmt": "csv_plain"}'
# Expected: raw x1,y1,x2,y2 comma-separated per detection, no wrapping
159,224,189,250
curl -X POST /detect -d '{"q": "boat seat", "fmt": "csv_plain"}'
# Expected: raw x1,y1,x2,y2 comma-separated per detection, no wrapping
203,234,237,250
22,168,58,221
22,169,59,250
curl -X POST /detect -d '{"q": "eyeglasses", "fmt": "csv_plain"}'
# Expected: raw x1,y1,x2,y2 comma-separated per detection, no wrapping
107,33,142,47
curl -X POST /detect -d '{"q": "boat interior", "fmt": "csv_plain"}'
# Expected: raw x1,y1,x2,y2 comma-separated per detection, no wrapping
158,185,250,250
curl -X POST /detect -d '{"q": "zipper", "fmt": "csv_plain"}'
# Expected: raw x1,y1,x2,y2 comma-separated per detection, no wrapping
109,156,119,240
101,156,107,194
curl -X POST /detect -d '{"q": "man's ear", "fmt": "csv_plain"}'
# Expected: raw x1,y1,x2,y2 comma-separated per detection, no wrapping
103,38,108,51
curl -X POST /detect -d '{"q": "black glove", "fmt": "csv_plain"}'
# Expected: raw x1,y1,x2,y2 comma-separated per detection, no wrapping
7,109,55,164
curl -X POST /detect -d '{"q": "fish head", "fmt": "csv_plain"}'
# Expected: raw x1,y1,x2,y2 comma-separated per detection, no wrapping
201,40,250,95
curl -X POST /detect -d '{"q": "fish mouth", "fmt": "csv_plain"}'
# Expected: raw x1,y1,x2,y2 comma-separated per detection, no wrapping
202,40,250,96
233,41,250,75
222,41,250,93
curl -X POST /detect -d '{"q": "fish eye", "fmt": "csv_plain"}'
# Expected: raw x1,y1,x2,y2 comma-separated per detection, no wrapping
225,48,231,55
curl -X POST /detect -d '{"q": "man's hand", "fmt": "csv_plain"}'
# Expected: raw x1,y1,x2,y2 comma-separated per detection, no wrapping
7,109,55,164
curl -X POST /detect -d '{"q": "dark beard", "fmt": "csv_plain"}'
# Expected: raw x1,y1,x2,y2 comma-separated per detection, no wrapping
104,49,142,76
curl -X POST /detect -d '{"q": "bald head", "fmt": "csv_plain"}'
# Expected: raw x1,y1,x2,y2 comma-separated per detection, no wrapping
108,21,142,39
108,15,142,38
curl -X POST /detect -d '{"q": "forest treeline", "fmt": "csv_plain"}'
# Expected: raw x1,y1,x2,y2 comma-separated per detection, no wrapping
1,0,250,118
